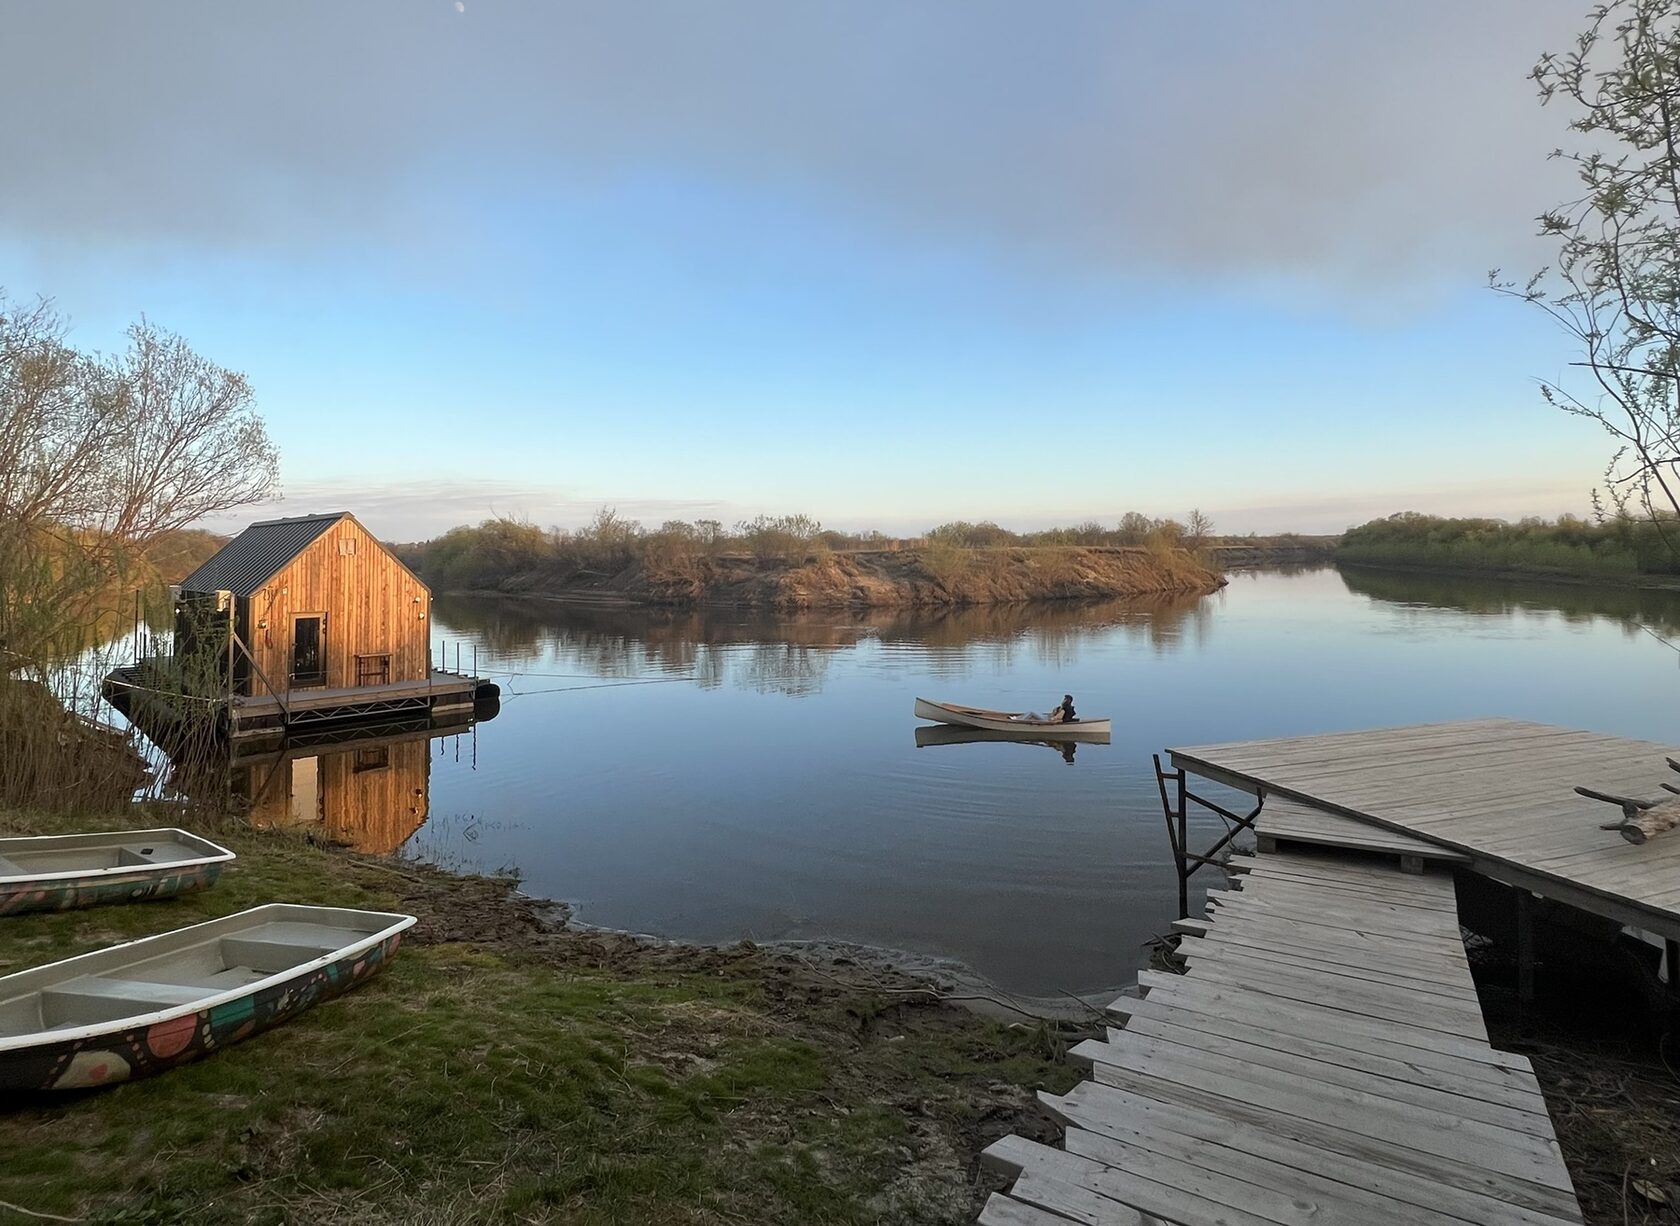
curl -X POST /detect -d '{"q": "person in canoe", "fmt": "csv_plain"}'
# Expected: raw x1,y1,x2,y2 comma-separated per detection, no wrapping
1008,694,1077,724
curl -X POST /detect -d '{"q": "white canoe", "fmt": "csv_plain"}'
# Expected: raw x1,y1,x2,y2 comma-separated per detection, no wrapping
913,697,1111,735
0,903,414,1091
0,828,235,916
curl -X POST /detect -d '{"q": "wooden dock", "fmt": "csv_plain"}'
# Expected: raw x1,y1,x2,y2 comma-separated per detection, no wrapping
970,717,1680,1223
1253,795,1469,869
980,845,1583,1224
1172,718,1680,944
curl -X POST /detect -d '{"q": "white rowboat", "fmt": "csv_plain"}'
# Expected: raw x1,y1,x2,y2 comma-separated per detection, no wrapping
0,828,235,916
0,903,414,1091
913,697,1111,735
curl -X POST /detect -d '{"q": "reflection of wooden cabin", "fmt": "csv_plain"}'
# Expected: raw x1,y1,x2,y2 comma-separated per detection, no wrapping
237,729,432,855
107,512,489,742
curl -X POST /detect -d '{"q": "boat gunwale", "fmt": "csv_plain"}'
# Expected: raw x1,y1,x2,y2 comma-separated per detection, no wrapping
0,828,236,887
0,903,416,1053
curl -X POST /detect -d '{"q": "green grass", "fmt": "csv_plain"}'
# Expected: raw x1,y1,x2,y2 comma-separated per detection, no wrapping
1337,538,1643,577
0,811,1077,1225
1336,513,1680,580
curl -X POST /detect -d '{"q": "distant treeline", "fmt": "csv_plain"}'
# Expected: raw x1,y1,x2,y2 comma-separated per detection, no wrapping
1338,512,1680,579
398,509,1217,592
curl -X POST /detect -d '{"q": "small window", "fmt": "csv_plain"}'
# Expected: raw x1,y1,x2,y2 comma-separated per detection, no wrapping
339,538,357,556
355,653,391,686
353,747,389,773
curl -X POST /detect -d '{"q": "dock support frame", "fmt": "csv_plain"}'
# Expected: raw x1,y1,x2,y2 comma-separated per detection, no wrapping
1516,888,1536,1007
1153,754,1265,919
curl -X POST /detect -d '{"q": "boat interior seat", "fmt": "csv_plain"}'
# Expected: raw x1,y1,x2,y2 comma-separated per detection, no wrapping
190,965,272,990
40,976,210,1027
218,934,353,973
116,843,199,866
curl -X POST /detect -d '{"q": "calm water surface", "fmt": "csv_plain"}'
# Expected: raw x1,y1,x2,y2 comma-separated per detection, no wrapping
392,566,1680,996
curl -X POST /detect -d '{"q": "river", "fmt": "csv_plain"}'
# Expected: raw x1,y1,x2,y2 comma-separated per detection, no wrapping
332,564,1680,999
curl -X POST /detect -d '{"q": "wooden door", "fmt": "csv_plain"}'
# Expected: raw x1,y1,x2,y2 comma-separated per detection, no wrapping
291,614,326,686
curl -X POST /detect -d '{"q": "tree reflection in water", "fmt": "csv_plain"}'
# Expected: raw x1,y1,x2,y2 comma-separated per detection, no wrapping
432,590,1212,699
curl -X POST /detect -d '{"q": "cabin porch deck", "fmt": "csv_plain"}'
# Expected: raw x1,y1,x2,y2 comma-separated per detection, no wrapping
104,663,483,742
226,668,480,739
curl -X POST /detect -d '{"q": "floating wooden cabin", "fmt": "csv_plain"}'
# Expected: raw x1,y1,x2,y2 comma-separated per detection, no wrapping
107,512,495,742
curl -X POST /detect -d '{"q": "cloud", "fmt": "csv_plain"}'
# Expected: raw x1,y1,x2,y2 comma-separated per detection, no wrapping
0,1,1588,299
1202,475,1596,535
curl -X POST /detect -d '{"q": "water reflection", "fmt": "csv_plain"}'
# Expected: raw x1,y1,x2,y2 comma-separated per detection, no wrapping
434,590,1212,697
1337,565,1680,637
913,723,1107,763
149,718,482,854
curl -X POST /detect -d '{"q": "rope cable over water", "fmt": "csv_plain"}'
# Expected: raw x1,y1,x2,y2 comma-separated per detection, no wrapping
497,676,697,700
479,668,692,680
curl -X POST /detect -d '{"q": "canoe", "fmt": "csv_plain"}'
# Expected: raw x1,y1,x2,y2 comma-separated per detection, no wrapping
913,724,1111,749
0,829,236,917
913,697,1111,735
0,903,415,1091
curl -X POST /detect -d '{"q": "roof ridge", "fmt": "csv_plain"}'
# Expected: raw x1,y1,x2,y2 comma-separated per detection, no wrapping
246,511,350,528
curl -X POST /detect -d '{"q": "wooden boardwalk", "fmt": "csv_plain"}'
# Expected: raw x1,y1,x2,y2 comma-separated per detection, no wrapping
980,847,1582,1225
1172,718,1680,942
1254,795,1469,866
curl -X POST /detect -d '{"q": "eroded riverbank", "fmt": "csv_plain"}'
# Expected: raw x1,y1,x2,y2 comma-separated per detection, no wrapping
427,544,1224,610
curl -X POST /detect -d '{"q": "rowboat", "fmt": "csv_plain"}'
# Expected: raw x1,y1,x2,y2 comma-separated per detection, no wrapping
913,697,1111,735
0,829,236,917
913,724,1111,749
0,903,415,1091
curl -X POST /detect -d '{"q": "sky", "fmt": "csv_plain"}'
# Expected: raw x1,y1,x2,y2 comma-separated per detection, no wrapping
0,1,1614,538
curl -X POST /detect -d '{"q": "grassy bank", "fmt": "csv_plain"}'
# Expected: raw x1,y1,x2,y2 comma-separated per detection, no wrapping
414,542,1224,611
397,516,1224,609
1337,513,1680,584
592,544,1221,609
0,810,1082,1225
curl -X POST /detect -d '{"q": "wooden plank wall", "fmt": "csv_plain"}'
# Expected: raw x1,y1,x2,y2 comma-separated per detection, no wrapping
240,517,431,695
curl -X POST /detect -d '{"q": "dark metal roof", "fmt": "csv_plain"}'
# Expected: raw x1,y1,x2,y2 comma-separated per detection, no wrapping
177,513,347,596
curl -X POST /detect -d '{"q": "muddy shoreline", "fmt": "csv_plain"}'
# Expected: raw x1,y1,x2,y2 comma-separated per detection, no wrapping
0,808,1095,1223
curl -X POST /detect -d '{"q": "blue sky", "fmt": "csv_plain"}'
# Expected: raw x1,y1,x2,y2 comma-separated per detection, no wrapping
1,1,1605,537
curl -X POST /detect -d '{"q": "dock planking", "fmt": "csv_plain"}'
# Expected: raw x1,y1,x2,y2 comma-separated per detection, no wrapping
980,848,1582,1225
1255,795,1470,865
1169,718,1680,942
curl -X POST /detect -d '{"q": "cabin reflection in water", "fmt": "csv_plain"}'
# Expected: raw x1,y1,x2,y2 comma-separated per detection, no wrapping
230,719,474,855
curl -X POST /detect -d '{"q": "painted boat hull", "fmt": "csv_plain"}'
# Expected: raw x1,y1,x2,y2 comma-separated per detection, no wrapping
0,829,235,917
913,697,1111,735
0,904,414,1091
